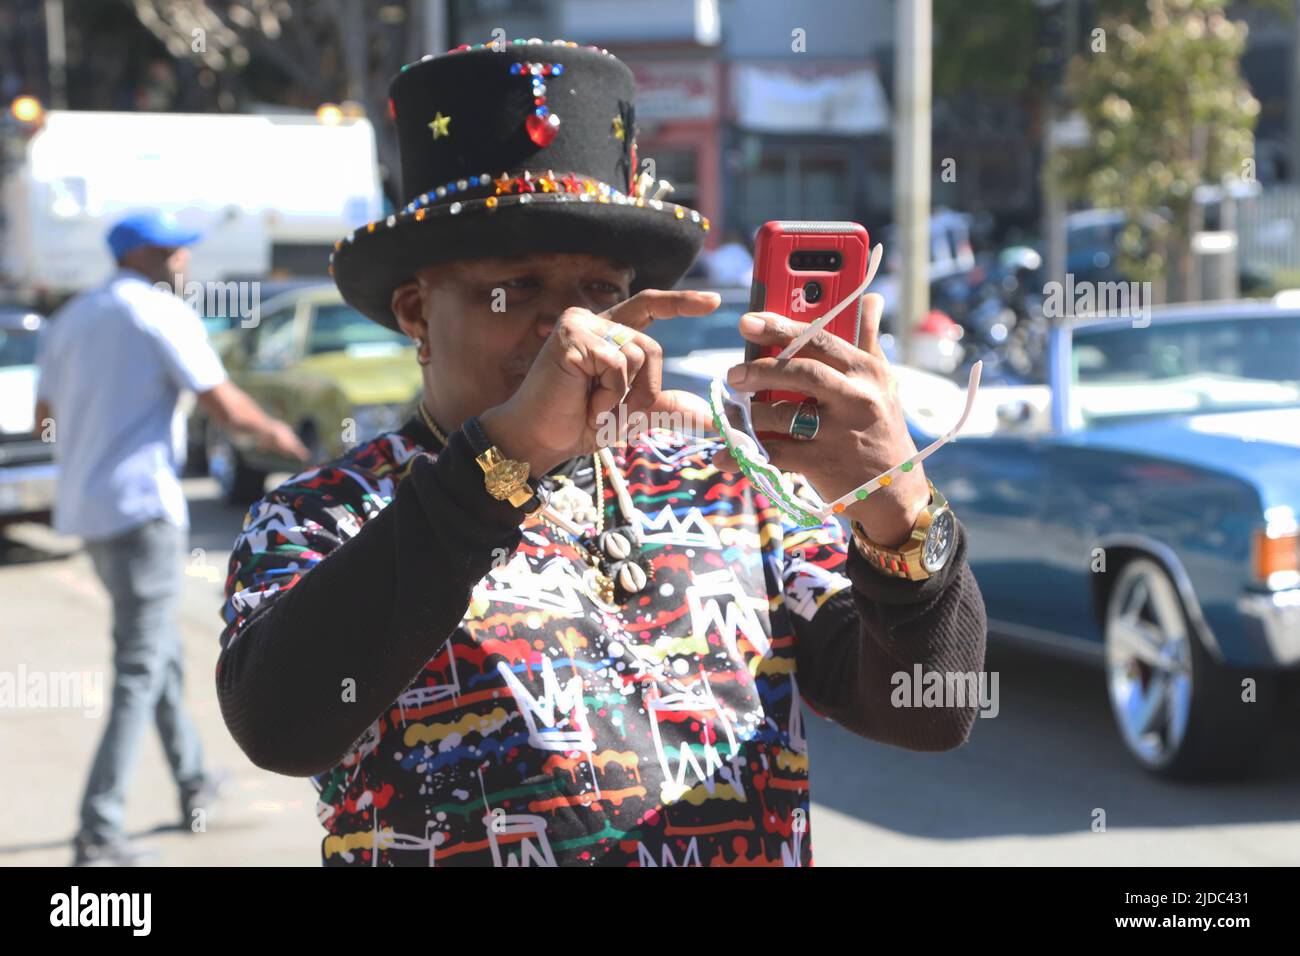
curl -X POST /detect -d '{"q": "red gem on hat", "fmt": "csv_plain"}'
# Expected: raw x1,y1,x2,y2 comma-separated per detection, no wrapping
526,112,560,147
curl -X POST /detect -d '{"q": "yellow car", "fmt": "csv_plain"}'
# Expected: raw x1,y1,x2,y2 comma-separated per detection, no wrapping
200,284,422,503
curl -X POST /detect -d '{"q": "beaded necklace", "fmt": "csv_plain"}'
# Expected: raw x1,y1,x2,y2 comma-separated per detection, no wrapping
537,457,617,604
416,402,649,604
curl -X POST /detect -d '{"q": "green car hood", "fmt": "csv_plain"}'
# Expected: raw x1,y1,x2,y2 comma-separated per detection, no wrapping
295,348,423,406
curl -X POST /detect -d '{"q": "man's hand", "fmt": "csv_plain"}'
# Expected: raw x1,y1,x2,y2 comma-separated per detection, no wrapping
255,419,311,462
710,292,930,548
197,381,310,463
481,289,721,474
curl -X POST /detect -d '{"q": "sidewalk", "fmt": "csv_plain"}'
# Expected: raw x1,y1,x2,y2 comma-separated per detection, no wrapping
0,486,322,867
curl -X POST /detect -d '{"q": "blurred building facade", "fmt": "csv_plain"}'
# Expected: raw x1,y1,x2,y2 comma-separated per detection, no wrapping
5,0,1297,255
451,0,1043,250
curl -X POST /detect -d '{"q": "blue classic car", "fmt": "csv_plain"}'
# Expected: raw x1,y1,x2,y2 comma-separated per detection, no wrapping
658,298,1299,779
891,302,1300,778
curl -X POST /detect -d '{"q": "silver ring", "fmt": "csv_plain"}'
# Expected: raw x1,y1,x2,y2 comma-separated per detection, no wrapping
602,325,635,350
789,401,820,441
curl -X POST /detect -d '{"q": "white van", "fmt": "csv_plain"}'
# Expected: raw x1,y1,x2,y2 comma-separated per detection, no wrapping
1,107,382,299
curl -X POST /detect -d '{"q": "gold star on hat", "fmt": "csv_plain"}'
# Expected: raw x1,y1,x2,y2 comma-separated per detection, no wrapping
428,111,451,139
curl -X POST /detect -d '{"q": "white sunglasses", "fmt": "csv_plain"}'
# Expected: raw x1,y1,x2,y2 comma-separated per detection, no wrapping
708,242,983,528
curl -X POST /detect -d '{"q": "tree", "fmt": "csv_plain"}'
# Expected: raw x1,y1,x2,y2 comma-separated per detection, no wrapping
933,0,1040,97
1049,0,1259,300
126,0,432,203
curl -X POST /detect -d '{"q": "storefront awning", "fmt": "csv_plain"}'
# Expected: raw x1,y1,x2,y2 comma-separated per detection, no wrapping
731,62,890,135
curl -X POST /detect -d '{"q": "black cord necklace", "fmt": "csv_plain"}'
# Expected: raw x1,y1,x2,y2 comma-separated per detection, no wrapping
417,402,650,604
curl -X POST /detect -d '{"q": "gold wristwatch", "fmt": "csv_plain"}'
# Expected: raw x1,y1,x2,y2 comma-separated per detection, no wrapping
463,415,546,516
850,481,956,581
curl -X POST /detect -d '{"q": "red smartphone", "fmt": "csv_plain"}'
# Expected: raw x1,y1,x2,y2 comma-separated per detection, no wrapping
745,220,870,434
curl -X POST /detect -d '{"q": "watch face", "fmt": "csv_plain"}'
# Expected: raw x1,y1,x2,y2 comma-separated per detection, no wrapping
921,508,955,572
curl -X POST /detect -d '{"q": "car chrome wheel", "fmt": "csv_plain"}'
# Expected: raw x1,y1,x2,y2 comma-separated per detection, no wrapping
1104,559,1193,770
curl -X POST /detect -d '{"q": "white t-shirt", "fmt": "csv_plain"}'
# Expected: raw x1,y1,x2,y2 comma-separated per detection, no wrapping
35,269,228,541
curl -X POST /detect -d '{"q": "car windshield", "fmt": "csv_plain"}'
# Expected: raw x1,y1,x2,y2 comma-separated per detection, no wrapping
308,304,410,355
1072,314,1300,423
645,304,746,358
1069,222,1122,250
201,315,233,337
0,328,39,368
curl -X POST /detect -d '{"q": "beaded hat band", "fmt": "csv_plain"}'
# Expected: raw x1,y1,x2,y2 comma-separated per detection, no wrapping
331,39,709,330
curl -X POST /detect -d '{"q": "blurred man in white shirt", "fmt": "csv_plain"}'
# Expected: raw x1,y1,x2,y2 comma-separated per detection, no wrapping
35,210,309,865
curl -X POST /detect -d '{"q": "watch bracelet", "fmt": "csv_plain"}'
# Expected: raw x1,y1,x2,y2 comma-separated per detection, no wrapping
461,415,493,457
462,414,546,516
849,481,947,581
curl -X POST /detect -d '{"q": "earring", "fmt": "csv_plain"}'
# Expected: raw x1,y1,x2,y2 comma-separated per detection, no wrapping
414,338,430,366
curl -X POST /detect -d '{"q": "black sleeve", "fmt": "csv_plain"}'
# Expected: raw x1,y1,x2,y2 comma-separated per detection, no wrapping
793,518,989,751
214,429,526,777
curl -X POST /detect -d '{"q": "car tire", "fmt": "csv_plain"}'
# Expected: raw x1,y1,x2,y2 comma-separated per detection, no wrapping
205,428,268,506
298,420,326,464
186,417,209,477
1103,557,1276,780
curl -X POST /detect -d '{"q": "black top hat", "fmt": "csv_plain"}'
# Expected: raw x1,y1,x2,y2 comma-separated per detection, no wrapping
330,38,711,329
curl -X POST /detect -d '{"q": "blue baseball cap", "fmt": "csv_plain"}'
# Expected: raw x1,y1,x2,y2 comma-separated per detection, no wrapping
107,211,203,260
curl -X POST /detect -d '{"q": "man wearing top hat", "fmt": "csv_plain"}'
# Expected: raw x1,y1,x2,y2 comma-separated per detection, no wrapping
216,38,987,866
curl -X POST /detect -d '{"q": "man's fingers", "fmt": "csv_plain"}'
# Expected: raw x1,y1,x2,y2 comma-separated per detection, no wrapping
619,329,663,421
590,388,717,446
737,310,863,374
619,340,648,398
556,307,718,437
727,356,843,402
563,324,631,426
748,401,799,437
646,388,717,436
710,446,741,472
857,292,886,360
283,439,310,461
586,340,642,427
602,289,721,331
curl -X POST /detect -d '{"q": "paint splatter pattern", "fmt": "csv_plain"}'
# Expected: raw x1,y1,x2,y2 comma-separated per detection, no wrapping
219,421,854,866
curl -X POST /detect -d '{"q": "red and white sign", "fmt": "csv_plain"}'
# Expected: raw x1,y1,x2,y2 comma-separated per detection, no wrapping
626,61,720,123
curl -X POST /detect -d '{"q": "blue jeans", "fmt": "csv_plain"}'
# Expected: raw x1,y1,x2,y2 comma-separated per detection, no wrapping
78,517,206,842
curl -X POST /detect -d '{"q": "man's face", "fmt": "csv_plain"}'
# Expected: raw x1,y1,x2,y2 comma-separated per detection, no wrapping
120,244,190,286
401,251,634,416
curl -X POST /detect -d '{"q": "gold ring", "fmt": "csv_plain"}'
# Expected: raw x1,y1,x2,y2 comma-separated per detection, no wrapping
603,325,635,349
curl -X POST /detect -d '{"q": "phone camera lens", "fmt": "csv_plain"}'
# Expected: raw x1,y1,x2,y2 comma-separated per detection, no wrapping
803,280,823,304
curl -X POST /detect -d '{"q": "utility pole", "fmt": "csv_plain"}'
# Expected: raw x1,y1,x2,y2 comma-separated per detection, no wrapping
44,0,68,108
425,0,448,54
1289,0,1300,182
893,0,931,366
1038,0,1077,320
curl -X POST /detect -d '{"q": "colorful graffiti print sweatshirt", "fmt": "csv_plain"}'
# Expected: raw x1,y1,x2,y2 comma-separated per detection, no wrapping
215,415,987,866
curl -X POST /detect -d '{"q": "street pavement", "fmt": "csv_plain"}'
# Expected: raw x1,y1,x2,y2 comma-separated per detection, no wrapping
2,477,1297,867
